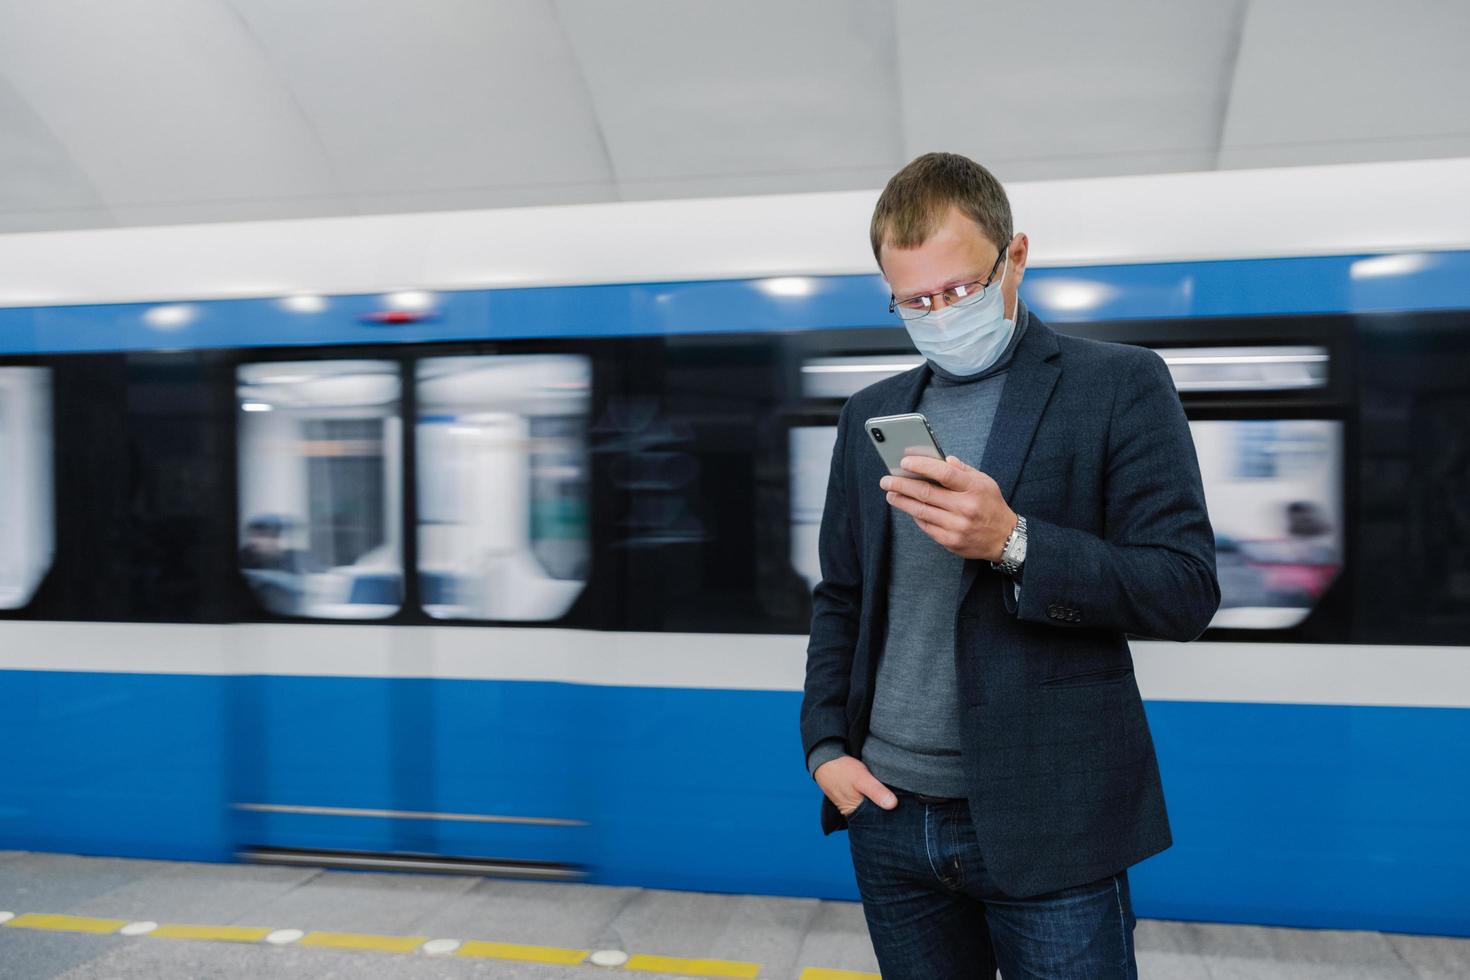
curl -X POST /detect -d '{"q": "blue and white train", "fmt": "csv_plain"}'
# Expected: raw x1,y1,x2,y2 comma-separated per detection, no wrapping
1,157,1467,936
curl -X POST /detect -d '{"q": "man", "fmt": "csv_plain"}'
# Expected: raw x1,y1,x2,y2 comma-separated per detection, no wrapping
799,152,1219,979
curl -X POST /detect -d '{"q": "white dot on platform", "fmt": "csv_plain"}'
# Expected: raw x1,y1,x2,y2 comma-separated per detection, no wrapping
589,949,630,967
422,938,460,955
0,912,13,924
265,928,304,945
119,921,158,936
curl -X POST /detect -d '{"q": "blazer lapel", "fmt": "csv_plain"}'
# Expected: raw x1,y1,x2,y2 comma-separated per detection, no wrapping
960,312,1062,597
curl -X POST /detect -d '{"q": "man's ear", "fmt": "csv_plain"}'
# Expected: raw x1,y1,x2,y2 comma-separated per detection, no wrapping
1008,232,1029,287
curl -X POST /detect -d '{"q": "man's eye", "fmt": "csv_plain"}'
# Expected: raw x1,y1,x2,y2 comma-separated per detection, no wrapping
900,298,929,309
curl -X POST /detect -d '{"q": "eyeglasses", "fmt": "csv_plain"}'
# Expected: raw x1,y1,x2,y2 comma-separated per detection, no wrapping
888,250,1005,321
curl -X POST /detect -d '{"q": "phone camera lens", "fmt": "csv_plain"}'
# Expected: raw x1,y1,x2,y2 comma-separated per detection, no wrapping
871,427,885,442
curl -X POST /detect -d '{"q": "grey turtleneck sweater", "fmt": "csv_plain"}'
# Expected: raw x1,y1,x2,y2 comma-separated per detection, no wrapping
807,303,1031,798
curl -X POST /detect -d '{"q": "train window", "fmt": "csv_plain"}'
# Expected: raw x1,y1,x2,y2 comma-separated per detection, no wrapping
236,361,402,618
801,355,923,400
787,417,1344,633
789,425,837,592
416,355,591,621
1193,419,1343,629
0,367,54,609
1157,345,1328,392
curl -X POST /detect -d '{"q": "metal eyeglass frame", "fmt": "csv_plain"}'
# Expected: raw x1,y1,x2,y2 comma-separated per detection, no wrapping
887,249,1005,321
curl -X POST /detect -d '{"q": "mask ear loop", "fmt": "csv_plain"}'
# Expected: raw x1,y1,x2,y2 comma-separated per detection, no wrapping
995,251,1014,322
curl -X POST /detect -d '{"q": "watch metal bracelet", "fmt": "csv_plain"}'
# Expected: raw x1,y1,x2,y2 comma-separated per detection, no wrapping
991,514,1027,576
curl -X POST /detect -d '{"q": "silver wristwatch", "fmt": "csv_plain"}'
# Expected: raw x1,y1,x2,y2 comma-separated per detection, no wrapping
991,514,1028,577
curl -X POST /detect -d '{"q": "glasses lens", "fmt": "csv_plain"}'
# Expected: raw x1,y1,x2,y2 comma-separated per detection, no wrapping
950,283,989,308
892,296,929,319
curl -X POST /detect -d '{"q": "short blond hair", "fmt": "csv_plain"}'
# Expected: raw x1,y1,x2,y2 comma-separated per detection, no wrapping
869,152,1013,267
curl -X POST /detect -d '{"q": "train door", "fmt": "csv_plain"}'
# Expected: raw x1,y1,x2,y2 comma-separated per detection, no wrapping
229,352,593,877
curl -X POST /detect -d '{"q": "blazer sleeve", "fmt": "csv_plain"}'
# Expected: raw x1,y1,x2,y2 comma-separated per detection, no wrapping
1010,348,1221,641
800,398,863,763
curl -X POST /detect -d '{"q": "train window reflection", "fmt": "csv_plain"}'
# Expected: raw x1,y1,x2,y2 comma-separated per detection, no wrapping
1194,419,1343,629
1157,346,1328,392
788,425,837,592
0,367,54,609
787,419,1343,632
237,361,402,619
801,356,923,400
416,355,591,621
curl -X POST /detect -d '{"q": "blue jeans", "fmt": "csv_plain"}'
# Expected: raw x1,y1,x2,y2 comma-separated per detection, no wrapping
845,786,1137,979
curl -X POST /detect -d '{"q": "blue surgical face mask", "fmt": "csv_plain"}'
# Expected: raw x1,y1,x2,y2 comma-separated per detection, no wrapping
903,255,1015,376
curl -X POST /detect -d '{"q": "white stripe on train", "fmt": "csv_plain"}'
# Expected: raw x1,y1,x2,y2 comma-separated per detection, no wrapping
0,621,1467,708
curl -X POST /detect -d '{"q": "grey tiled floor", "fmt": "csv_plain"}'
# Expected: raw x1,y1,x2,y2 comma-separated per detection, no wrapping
0,851,1466,979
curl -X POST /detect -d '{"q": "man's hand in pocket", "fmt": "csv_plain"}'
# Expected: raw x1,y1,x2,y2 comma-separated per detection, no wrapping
814,755,898,816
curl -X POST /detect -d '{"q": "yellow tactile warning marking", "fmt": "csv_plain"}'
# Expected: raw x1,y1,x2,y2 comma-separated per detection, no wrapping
150,923,274,942
3,913,130,934
458,939,589,965
150,928,274,940
0,907,877,976
623,952,761,977
297,930,429,953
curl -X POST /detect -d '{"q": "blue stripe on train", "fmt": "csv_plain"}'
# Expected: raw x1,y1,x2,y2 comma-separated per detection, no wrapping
0,669,1465,936
2,250,1469,354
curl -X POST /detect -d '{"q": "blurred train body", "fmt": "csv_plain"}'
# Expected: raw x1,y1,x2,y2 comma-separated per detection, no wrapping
1,159,1468,936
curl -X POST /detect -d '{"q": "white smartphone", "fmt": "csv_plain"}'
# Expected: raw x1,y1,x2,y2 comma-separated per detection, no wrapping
864,413,946,482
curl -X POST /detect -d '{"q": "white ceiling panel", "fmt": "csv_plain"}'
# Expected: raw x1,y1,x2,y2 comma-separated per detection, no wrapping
610,166,901,203
227,0,615,202
893,0,1250,181
553,0,904,194
1219,0,1470,169
0,74,110,231
0,0,341,225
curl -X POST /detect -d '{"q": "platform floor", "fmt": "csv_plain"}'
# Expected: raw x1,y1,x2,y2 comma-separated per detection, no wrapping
1,851,1466,979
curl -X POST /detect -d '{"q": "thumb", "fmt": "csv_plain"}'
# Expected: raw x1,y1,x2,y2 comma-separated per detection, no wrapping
859,774,898,809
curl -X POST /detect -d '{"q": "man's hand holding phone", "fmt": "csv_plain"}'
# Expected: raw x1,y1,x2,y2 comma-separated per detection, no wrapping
881,454,1017,563
813,755,898,816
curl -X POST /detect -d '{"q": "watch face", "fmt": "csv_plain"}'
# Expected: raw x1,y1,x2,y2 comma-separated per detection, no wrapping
1006,518,1027,568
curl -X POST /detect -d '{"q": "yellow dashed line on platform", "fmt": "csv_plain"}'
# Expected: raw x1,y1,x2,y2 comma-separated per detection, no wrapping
3,913,130,934
458,939,589,965
0,907,873,976
623,953,761,977
150,923,274,942
297,930,429,953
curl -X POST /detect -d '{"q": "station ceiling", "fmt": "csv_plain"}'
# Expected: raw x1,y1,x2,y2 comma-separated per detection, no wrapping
1,0,1466,233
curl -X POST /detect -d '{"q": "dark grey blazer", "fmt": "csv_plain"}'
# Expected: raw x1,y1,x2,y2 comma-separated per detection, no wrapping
800,311,1220,898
